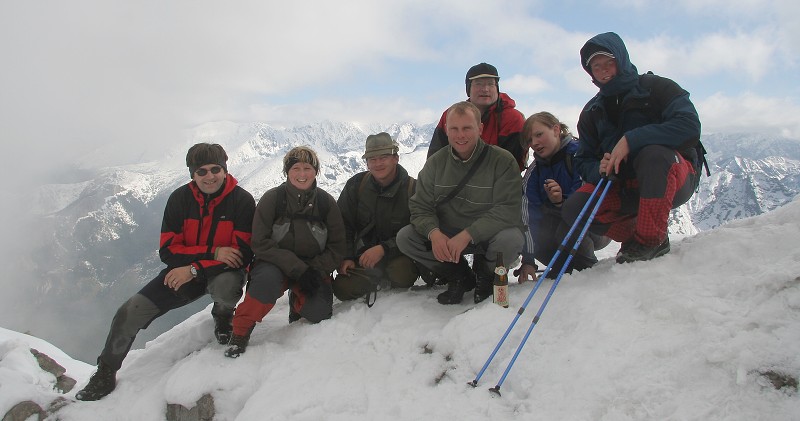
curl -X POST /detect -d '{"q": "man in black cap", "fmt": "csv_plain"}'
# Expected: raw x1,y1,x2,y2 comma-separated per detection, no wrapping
426,62,527,171
333,132,422,304
398,102,524,305
75,143,256,401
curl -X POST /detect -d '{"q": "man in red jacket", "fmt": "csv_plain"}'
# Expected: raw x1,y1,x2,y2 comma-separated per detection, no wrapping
75,143,256,401
427,62,527,171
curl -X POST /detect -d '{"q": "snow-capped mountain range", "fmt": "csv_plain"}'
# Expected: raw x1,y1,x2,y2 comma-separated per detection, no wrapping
17,122,800,362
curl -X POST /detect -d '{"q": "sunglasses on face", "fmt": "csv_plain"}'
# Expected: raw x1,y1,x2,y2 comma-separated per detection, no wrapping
194,166,223,176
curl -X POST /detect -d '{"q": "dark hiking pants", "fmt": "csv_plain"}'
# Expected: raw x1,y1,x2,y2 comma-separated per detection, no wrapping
98,268,245,370
231,262,333,336
562,145,697,247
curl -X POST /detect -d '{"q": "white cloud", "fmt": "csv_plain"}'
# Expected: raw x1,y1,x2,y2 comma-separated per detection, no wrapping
0,0,798,179
697,92,800,137
631,32,777,82
0,1,441,169
246,97,442,128
774,0,800,59
502,74,550,95
605,0,763,16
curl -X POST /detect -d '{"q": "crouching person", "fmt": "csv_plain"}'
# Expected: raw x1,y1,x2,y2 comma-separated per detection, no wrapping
333,133,422,305
516,112,610,282
225,146,346,358
569,32,701,264
76,143,255,401
397,101,524,305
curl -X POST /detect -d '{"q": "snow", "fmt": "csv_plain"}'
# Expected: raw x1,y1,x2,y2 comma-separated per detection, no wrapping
2,198,800,420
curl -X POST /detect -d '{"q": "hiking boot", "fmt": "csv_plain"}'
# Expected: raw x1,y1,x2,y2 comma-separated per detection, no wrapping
418,265,440,287
471,255,493,303
289,309,301,324
75,362,117,401
473,273,493,304
213,313,233,345
437,271,475,305
616,237,671,264
224,331,252,358
288,291,302,323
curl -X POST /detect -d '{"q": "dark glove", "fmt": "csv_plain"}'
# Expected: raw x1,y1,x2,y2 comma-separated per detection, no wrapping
296,267,322,297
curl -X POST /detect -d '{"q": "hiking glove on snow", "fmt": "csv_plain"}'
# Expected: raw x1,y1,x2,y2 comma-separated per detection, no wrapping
297,267,322,297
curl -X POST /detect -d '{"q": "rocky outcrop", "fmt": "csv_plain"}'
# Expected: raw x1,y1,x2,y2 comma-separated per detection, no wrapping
3,348,218,421
30,348,76,393
165,394,215,421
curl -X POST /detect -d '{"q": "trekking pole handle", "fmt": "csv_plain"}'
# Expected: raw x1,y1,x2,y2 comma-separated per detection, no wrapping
601,172,618,183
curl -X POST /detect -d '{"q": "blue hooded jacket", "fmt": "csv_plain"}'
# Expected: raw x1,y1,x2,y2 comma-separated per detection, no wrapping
520,136,582,263
574,32,701,185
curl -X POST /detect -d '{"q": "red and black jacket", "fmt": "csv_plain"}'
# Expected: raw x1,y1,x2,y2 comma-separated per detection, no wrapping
427,92,527,171
159,173,256,280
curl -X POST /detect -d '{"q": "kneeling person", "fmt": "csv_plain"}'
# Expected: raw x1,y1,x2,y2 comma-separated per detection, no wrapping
397,101,525,305
225,146,346,358
333,133,420,304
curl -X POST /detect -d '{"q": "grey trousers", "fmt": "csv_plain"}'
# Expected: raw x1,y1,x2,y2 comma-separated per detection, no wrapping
396,224,524,280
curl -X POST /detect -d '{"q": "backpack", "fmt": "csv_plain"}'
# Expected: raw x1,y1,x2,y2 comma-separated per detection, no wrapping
639,72,711,181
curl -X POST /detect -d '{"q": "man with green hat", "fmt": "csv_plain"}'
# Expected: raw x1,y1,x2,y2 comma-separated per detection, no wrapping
333,132,424,305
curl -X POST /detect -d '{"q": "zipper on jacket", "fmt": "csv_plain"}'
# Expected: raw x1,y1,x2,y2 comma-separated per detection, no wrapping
197,196,209,246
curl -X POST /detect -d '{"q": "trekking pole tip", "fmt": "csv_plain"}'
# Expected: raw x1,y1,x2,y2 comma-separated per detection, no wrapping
489,386,502,397
467,380,478,388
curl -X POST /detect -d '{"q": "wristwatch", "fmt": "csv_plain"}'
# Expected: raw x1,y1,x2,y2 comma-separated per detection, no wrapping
189,264,198,278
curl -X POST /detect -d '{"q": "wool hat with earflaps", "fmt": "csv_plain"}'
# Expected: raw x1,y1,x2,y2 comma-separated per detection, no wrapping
362,132,399,159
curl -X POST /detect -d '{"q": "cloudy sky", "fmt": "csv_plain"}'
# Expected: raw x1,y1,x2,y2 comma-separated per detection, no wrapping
2,0,799,176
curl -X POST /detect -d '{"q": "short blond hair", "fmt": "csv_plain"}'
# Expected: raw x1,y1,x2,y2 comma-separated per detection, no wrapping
446,101,482,126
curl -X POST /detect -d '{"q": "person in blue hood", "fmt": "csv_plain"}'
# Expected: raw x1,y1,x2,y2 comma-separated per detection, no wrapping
563,32,701,264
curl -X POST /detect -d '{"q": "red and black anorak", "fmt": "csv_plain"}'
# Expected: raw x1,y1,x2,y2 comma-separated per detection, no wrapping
159,173,256,279
427,93,526,171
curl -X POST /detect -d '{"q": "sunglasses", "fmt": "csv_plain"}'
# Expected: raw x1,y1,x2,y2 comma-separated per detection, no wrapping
194,166,223,176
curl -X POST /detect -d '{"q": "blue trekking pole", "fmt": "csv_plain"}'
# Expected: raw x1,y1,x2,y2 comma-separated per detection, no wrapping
468,177,610,388
487,178,613,396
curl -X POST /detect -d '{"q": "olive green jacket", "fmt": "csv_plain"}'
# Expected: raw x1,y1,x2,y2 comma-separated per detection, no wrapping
337,165,415,260
411,140,523,243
